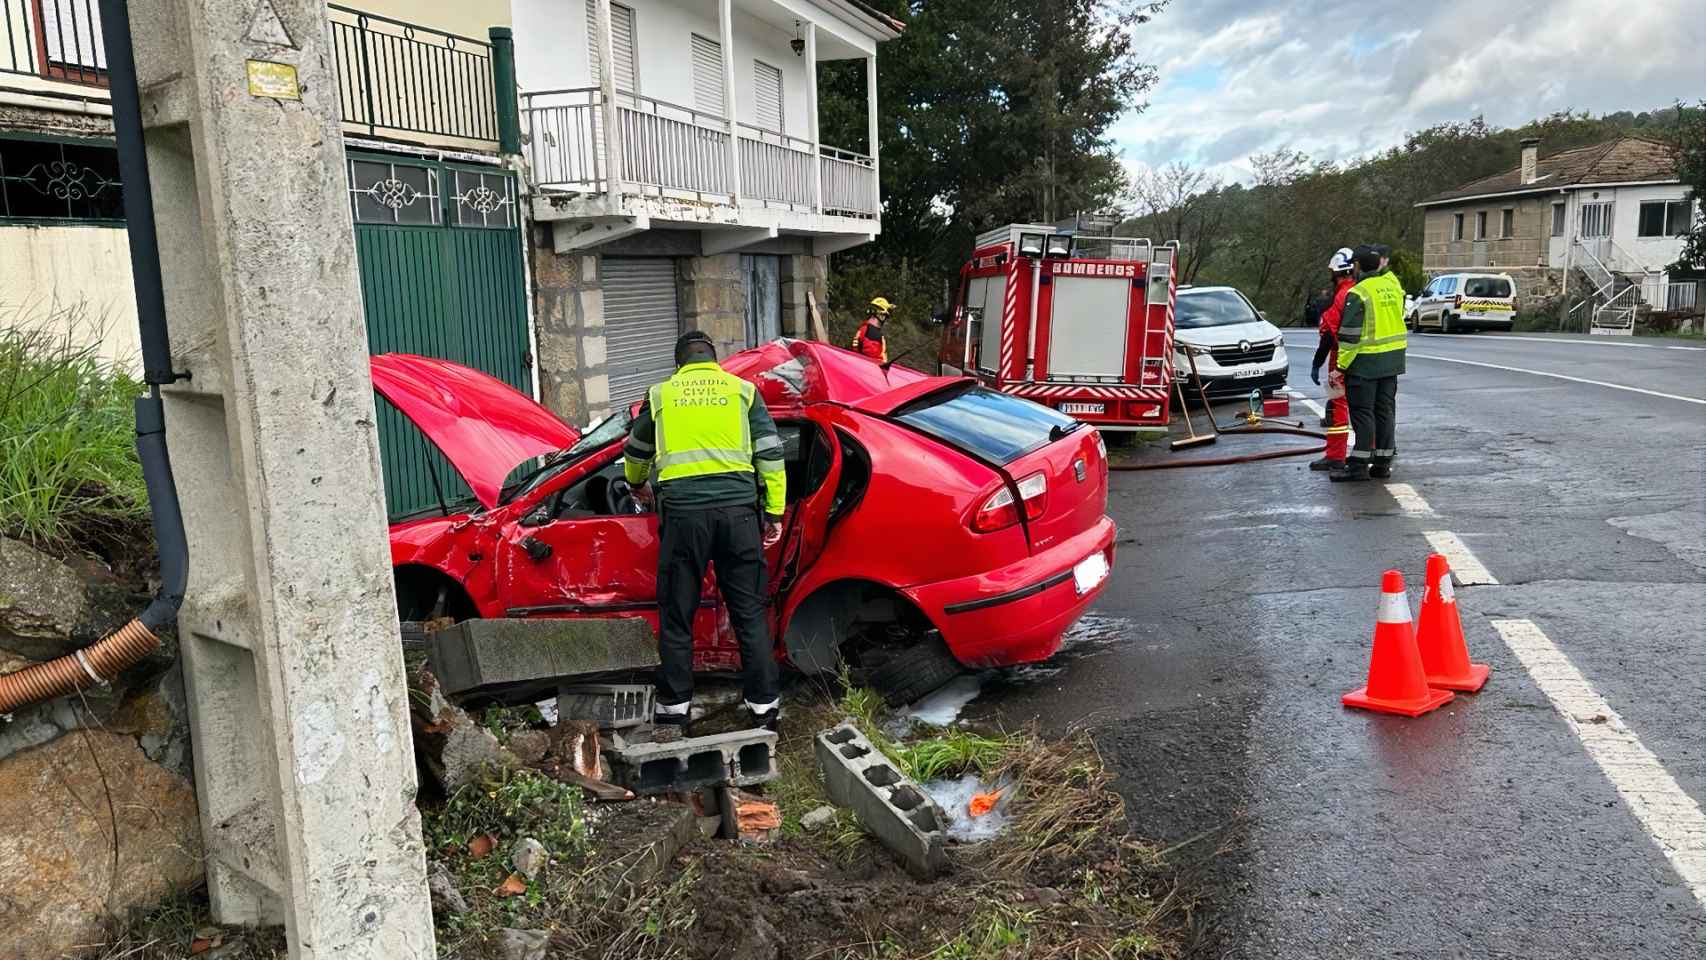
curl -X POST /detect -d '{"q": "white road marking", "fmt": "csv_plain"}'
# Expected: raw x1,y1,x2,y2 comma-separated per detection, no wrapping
1421,530,1498,585
1492,619,1706,911
1425,334,1706,352
1409,353,1706,405
1283,387,1325,418
1385,482,1435,518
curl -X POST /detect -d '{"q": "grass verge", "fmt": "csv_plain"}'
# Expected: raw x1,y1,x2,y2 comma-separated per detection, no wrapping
0,310,147,551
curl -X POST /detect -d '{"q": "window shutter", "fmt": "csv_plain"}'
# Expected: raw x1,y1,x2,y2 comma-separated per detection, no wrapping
586,1,638,93
754,61,784,133
692,35,725,117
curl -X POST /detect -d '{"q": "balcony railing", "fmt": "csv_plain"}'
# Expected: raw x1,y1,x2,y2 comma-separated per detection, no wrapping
2,0,108,88
327,4,499,145
523,87,878,219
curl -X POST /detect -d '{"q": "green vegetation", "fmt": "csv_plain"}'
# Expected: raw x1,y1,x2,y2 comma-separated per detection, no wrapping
1122,106,1702,325
424,767,590,866
893,728,1023,782
0,312,147,548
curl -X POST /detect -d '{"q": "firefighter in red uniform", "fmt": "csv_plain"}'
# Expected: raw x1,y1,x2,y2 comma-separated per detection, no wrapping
1309,248,1356,471
852,297,892,362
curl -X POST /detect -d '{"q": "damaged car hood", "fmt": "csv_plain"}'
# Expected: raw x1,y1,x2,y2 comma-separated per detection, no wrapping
370,353,580,510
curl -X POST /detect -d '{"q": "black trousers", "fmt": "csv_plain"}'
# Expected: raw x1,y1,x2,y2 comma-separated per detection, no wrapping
1345,374,1398,464
655,504,777,707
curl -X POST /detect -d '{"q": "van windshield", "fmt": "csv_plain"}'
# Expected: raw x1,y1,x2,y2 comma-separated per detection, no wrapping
893,384,1077,465
1464,277,1512,297
1175,289,1260,329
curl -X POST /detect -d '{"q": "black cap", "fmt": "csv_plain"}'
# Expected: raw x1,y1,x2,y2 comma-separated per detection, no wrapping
675,330,716,365
1352,246,1382,271
1372,243,1392,258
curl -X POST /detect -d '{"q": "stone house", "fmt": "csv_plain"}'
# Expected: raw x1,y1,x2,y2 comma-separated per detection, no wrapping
1416,137,1698,325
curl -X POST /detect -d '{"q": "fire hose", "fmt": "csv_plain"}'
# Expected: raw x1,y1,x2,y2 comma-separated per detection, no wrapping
1109,347,1328,471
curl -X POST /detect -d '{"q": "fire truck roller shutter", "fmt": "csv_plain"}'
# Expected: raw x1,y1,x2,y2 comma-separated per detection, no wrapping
1048,276,1130,379
975,274,1008,374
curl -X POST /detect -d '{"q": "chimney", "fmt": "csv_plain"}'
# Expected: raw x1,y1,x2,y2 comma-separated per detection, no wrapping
1520,137,1540,185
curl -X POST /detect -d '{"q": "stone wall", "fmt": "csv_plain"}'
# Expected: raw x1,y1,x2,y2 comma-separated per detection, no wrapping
782,255,829,338
531,226,610,426
677,254,747,358
1422,194,1555,275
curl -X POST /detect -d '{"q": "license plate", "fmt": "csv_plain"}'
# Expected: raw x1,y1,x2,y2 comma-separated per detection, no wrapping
1233,367,1264,379
1072,552,1110,596
1060,402,1105,415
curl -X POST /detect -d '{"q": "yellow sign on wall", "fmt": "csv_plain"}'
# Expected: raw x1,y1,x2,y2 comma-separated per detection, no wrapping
245,60,300,100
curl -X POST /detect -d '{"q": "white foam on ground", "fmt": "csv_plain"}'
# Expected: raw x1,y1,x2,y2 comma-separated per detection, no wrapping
921,773,1012,841
898,673,987,728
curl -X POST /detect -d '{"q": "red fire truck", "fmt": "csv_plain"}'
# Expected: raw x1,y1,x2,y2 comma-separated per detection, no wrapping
936,223,1178,430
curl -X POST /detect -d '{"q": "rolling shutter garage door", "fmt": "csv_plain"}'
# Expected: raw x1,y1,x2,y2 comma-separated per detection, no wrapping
603,257,680,406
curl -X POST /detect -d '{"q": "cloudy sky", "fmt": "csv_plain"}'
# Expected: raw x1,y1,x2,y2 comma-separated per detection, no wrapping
1115,0,1706,184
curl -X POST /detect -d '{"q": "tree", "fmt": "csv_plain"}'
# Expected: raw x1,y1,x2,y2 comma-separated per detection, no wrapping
817,0,1165,280
1665,101,1706,272
1122,162,1226,283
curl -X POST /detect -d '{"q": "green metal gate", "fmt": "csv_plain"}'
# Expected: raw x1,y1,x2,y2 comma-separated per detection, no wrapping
348,151,531,519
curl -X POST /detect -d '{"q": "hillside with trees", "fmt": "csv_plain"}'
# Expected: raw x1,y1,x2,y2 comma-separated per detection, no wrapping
1119,106,1702,324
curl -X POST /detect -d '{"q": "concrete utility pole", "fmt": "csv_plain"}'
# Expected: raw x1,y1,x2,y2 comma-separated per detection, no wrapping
121,0,433,955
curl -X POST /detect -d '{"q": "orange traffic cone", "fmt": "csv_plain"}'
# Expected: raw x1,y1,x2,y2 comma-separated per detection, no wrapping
1416,553,1490,692
1342,570,1454,717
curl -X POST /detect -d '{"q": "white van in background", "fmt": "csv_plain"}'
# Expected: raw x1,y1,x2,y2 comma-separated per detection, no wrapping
1408,273,1517,333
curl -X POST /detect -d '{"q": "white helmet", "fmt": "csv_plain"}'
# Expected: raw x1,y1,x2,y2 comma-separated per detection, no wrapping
1327,247,1355,273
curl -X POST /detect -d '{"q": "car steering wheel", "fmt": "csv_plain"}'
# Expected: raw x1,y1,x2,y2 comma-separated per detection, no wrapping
607,477,641,515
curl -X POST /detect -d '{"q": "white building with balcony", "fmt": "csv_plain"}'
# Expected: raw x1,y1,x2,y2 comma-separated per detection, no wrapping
512,0,900,417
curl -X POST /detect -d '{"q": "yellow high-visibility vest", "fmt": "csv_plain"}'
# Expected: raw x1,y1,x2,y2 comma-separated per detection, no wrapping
1338,271,1407,372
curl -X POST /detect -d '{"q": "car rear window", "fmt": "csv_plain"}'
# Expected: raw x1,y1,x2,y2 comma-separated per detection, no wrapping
1464,277,1511,297
893,384,1076,465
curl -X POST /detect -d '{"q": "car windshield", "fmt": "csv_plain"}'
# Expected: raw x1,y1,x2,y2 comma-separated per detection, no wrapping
1464,277,1512,297
501,407,633,503
894,383,1077,465
1175,289,1259,329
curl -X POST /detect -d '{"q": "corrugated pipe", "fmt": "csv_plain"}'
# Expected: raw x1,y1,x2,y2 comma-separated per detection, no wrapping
0,0,186,716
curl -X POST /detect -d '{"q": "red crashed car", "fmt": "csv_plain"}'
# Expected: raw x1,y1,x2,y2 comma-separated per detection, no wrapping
375,339,1114,704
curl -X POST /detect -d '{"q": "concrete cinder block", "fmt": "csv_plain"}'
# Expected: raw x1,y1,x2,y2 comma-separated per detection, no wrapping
557,683,653,730
815,722,948,878
607,728,778,796
427,618,658,702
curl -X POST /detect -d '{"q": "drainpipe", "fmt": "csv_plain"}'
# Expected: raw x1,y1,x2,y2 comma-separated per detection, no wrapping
0,0,186,715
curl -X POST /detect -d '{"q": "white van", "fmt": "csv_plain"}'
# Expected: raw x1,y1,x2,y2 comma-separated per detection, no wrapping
1408,273,1517,333
1171,286,1289,397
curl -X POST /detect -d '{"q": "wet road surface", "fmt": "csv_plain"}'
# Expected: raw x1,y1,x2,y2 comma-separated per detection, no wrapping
971,330,1706,956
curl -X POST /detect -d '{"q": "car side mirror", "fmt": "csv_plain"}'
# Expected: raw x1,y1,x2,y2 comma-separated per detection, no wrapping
1258,310,1268,321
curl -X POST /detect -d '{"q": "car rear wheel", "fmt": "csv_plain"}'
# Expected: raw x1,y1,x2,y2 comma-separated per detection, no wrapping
1440,313,1455,334
857,631,965,707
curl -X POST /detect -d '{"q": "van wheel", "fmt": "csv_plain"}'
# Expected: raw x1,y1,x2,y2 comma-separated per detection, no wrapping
856,631,965,707
1440,313,1455,334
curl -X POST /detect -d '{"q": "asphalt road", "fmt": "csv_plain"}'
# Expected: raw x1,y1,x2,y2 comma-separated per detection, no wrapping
973,330,1706,957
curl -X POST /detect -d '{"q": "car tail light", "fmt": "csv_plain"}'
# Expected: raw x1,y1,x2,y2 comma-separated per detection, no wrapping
971,472,1047,532
1454,294,1462,308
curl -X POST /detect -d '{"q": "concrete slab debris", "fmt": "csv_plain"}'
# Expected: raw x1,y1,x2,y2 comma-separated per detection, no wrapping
558,683,654,729
495,928,549,960
606,728,778,796
427,618,658,702
590,801,699,899
815,722,948,878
